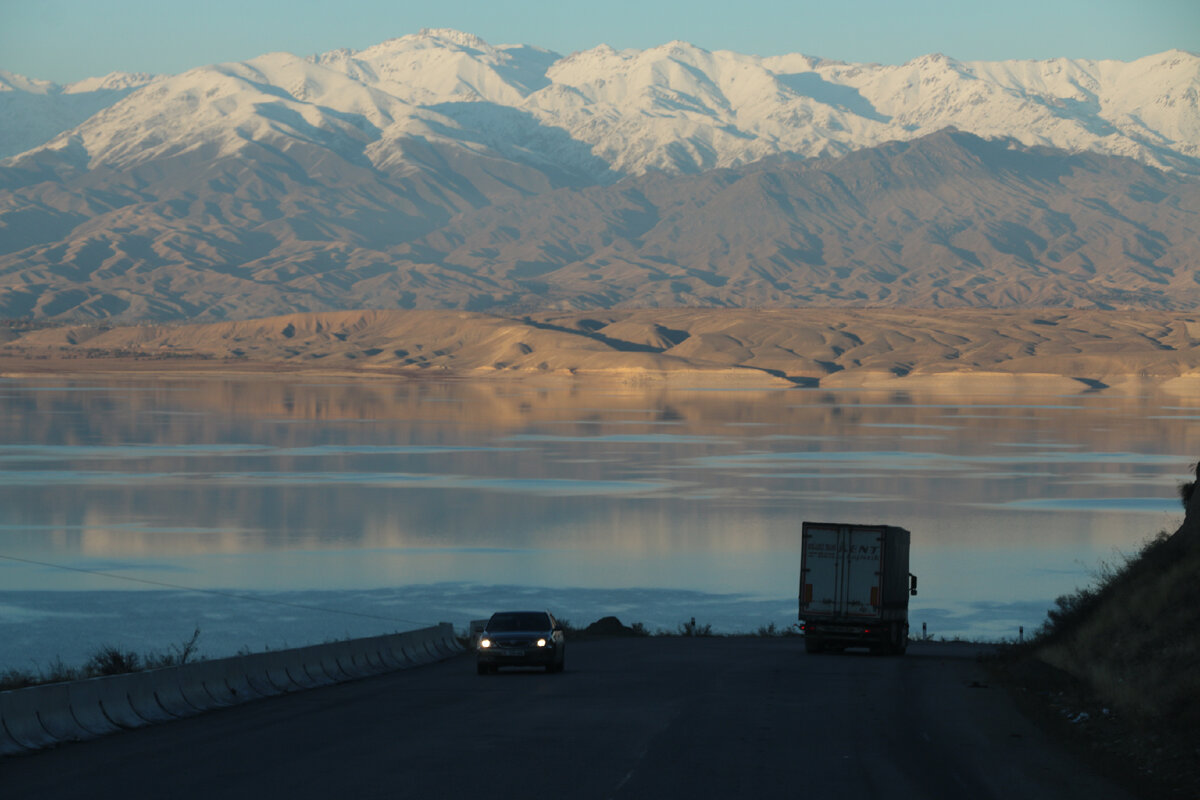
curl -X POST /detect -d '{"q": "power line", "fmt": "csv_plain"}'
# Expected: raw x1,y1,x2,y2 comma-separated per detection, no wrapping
0,553,430,627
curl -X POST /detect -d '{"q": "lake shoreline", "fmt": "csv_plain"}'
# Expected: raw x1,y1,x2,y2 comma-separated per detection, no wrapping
2,354,1197,395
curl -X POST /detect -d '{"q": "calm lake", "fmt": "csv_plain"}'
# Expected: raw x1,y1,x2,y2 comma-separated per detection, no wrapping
0,376,1195,671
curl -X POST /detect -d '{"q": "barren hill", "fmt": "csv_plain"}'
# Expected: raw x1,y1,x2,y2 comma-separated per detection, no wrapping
4,308,1198,392
2,130,1198,320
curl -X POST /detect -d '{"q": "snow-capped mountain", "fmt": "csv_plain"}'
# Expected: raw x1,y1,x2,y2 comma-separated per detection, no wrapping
3,29,1197,175
0,31,1198,321
0,70,158,160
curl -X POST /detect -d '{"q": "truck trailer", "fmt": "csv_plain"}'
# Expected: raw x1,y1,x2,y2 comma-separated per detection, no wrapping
798,521,917,655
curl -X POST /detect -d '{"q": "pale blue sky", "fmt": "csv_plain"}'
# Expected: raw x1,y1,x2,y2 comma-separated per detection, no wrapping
1,0,1197,84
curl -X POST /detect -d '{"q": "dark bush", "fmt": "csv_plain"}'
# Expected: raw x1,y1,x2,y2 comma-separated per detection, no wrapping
85,646,141,676
678,617,713,637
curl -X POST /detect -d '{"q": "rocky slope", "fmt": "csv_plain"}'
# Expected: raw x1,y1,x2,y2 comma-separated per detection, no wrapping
2,129,1198,320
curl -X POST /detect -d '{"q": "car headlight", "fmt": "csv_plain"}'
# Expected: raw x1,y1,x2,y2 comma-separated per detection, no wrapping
479,638,492,649
536,637,547,648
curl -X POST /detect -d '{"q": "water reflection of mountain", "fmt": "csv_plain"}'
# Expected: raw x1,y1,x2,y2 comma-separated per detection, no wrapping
1,379,1193,565
7,375,1198,434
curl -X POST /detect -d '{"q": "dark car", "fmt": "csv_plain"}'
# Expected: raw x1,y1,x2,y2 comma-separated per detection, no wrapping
476,610,565,674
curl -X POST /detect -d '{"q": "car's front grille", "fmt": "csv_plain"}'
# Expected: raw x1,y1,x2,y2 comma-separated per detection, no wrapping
492,638,533,647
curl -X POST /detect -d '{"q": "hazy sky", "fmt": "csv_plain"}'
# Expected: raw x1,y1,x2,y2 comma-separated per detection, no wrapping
1,0,1197,83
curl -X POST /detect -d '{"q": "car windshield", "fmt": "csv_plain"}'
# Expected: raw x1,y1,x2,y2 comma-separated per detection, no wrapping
487,612,551,632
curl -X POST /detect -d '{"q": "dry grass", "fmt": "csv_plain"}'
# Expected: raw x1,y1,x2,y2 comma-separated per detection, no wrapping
0,628,202,691
1012,465,1200,796
1035,521,1200,729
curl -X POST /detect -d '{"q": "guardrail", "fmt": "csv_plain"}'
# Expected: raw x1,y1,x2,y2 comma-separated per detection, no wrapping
0,623,462,757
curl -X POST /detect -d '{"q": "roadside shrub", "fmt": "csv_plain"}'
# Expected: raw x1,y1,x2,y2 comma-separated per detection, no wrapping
41,656,81,684
1041,586,1100,638
1179,461,1198,508
0,668,37,691
153,626,202,667
86,646,142,676
1035,528,1178,644
678,617,713,637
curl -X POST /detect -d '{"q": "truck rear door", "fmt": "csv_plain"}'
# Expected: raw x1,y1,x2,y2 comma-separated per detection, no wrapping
843,526,885,619
801,524,841,616
801,524,885,619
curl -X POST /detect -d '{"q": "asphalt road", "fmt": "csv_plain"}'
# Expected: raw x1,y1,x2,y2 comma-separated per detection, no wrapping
0,638,1135,800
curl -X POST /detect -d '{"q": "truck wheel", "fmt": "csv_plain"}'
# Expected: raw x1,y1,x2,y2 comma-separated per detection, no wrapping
886,624,906,656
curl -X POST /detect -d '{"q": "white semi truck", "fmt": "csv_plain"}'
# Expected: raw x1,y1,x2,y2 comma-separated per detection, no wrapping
798,521,917,655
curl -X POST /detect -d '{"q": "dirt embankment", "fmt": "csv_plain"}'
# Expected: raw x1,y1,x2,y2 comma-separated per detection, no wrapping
1001,463,1200,797
2,308,1199,392
1037,464,1198,724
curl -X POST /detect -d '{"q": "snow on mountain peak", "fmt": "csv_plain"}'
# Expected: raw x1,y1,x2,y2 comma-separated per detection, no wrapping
415,28,492,50
64,72,159,94
2,34,1197,176
0,70,58,94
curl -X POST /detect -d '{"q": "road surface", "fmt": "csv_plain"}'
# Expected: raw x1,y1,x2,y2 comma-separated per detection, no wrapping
0,638,1135,799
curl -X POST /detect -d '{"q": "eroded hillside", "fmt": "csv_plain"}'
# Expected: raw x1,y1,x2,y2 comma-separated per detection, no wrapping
3,308,1198,392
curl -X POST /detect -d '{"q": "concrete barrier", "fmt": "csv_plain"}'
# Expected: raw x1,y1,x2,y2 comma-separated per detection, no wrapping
287,644,336,688
0,623,462,758
346,639,387,673
284,663,318,691
312,650,351,683
78,678,146,731
256,652,301,694
0,716,29,757
175,662,228,711
298,660,333,687
403,641,434,666
62,680,125,737
1,684,69,750
382,639,413,670
211,658,256,704
127,674,178,724
363,638,403,671
242,660,284,698
152,678,197,718
334,651,374,679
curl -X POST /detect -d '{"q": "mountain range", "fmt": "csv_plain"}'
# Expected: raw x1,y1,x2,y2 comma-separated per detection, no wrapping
1,29,1198,321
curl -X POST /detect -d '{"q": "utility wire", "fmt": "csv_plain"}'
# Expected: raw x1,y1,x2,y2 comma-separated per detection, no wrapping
0,553,430,627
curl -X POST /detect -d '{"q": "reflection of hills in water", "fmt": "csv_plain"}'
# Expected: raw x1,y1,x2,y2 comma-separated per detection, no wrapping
1,378,1194,564
10,374,1200,428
